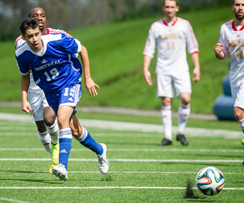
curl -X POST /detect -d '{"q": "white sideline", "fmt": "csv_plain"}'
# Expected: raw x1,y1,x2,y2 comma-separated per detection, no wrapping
0,197,32,203
0,148,243,153
0,158,242,163
0,186,243,190
0,113,242,138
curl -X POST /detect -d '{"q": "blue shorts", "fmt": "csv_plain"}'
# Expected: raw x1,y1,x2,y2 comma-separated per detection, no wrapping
45,83,82,116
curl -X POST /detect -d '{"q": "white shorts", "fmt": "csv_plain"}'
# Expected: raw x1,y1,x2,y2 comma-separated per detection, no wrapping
231,85,244,109
28,89,49,122
156,72,191,98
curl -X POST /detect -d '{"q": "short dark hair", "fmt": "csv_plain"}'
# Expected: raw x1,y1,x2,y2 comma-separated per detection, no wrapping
28,7,45,17
163,0,178,6
20,18,39,36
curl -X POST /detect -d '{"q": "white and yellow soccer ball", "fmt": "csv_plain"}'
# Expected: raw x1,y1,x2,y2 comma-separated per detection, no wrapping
195,166,225,196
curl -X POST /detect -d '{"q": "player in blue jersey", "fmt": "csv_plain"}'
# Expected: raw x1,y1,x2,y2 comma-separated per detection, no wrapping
16,17,109,181
16,7,108,175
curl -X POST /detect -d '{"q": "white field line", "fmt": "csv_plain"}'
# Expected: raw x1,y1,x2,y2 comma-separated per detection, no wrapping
0,186,243,190
0,148,243,153
0,197,32,203
0,158,242,162
1,170,243,175
0,170,244,175
65,171,244,175
0,113,242,139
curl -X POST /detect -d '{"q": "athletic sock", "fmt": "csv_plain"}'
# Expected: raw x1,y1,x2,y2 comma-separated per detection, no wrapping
177,103,190,134
75,127,103,155
161,106,172,141
59,128,72,170
38,131,51,155
238,118,244,134
45,120,59,145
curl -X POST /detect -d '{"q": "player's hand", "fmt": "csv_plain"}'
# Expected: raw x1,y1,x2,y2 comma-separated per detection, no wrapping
85,77,100,96
193,67,200,83
22,100,31,114
144,70,152,86
214,43,223,55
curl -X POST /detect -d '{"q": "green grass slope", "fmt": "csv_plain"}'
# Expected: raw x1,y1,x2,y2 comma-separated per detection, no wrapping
0,7,233,114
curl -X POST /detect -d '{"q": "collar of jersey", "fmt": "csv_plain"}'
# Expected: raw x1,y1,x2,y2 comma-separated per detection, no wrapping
162,17,178,26
46,28,50,34
232,20,244,31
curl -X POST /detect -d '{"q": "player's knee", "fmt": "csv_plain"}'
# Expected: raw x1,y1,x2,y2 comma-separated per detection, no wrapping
162,97,171,106
43,107,56,126
180,95,191,105
57,116,69,129
181,98,191,105
44,113,56,126
234,107,244,121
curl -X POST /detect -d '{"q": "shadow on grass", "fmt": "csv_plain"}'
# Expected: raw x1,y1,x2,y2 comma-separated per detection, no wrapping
0,177,65,184
175,153,244,159
183,179,210,201
0,170,47,174
159,162,238,167
0,170,67,184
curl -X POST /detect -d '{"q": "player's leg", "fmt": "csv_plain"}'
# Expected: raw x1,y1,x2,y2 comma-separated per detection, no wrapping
28,89,52,155
174,73,191,146
177,92,191,139
43,105,59,170
70,114,109,174
157,74,174,146
231,86,244,147
50,84,80,181
51,105,73,181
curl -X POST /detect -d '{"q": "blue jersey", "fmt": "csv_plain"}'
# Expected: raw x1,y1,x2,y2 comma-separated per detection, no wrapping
15,33,82,93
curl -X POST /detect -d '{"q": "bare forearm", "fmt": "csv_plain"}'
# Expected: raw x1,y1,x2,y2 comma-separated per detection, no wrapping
191,53,200,70
79,45,91,80
191,53,201,82
79,45,99,96
20,74,31,113
143,55,152,73
21,74,30,102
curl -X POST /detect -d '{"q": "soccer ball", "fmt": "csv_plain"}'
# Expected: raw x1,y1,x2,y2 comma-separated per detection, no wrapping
195,166,225,196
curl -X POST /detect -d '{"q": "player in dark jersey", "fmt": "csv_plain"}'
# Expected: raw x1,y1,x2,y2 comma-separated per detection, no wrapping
16,17,109,181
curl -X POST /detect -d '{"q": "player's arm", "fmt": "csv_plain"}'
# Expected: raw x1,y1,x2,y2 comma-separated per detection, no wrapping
79,45,100,96
214,43,225,60
21,74,32,113
191,53,200,83
185,22,200,82
143,55,153,86
143,25,156,86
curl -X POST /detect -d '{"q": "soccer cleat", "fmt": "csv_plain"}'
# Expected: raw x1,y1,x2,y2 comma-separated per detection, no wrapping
52,163,68,181
51,142,59,166
241,139,244,145
158,138,172,146
176,133,189,146
97,143,109,175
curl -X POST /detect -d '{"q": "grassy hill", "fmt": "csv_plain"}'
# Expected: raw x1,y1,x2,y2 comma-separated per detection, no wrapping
0,7,234,114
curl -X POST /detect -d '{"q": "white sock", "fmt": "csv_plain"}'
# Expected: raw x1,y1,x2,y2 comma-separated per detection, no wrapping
161,106,172,141
177,103,190,134
238,118,244,133
38,131,51,155
45,120,59,145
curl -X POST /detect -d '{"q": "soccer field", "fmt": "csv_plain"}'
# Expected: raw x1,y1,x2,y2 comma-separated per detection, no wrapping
0,112,244,203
